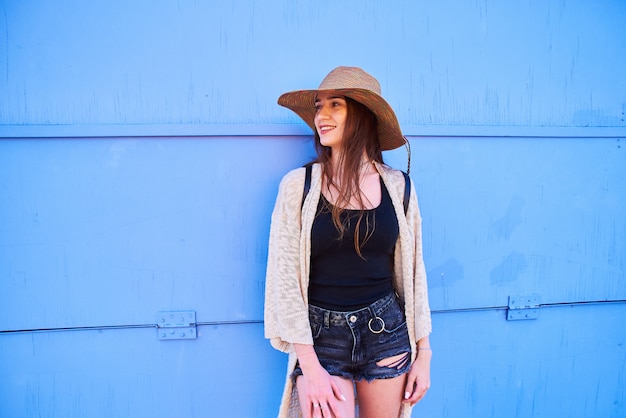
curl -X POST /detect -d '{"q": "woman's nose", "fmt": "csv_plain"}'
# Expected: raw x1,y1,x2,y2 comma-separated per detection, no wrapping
317,104,330,119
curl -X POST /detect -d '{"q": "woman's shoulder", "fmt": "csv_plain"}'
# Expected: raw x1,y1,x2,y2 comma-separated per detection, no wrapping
279,165,308,189
378,164,408,185
274,164,314,206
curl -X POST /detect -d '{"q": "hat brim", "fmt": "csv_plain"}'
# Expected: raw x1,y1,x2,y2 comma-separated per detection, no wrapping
278,88,406,151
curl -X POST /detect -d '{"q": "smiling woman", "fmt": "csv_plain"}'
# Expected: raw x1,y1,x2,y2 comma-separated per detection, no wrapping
264,67,433,418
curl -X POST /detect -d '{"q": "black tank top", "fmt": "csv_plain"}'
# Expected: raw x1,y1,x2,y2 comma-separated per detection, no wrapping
309,177,399,311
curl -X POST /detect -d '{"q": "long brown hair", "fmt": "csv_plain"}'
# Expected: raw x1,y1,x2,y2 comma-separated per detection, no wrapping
313,97,383,256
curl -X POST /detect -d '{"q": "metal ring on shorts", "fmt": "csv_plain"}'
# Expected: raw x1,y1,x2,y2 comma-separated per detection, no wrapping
367,316,385,333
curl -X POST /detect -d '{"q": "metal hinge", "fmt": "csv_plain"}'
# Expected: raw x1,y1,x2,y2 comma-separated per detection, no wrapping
507,295,540,321
157,310,197,340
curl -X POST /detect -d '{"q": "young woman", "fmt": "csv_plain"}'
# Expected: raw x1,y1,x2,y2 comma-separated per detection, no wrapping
265,66,432,418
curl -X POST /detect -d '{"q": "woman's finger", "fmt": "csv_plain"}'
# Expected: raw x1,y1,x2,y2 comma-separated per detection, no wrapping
404,374,417,401
407,381,430,405
330,378,347,402
312,401,327,418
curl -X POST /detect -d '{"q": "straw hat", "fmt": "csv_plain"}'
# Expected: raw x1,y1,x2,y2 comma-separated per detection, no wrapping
278,66,406,151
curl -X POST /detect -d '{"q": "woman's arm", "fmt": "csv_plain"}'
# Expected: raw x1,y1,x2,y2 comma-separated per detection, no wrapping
403,172,433,405
403,336,432,405
264,168,315,351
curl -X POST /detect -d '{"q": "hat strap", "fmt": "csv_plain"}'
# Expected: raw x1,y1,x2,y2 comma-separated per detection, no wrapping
403,137,411,174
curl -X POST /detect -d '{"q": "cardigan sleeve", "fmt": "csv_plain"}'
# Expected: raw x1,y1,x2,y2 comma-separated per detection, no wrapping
264,168,315,353
405,177,432,341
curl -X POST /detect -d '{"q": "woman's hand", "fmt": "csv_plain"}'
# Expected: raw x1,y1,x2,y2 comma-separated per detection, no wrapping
403,349,432,406
294,344,346,418
297,365,347,417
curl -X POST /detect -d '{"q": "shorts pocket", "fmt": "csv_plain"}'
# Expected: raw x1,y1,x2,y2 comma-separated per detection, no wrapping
376,299,407,334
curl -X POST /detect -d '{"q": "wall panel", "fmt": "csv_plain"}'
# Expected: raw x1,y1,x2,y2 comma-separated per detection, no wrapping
2,136,623,331
416,136,626,310
1,0,625,129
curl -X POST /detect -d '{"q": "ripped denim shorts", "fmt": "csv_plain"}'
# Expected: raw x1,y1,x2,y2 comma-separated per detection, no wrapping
292,292,412,382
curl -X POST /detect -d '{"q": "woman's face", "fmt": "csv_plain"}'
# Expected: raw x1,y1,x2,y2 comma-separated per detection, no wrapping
314,92,347,150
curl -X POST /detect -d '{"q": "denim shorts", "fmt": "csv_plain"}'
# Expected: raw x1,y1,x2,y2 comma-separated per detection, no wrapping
293,292,412,382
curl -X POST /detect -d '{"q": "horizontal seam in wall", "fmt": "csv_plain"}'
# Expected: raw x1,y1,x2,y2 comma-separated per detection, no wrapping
1,301,624,334
0,320,264,335
1,124,625,139
432,299,626,315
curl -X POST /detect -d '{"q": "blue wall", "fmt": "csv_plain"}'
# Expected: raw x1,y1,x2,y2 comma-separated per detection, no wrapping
1,1,625,417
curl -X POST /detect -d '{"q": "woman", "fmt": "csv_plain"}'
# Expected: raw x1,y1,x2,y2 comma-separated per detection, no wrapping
264,66,432,418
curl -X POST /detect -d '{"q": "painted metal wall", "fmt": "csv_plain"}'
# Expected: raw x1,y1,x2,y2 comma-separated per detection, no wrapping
1,1,625,417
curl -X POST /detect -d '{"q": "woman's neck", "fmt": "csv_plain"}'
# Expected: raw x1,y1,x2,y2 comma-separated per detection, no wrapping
328,151,374,177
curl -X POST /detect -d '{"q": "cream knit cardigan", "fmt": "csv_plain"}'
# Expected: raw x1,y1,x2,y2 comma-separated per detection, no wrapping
264,162,432,418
